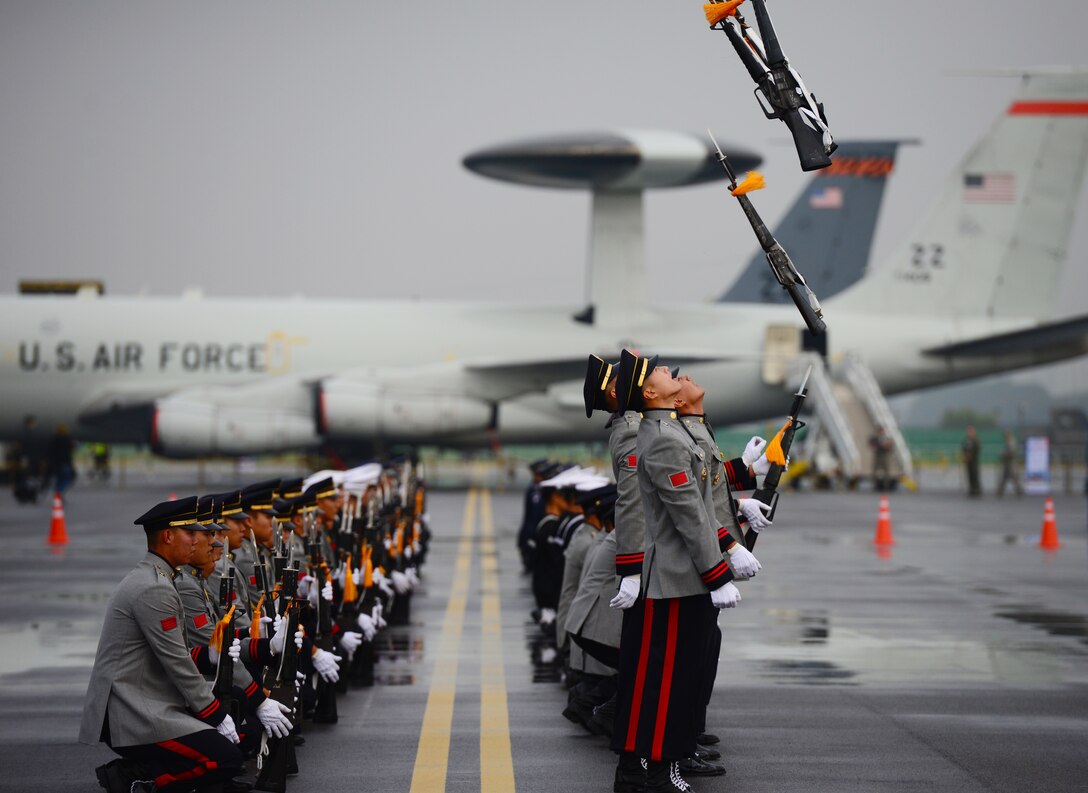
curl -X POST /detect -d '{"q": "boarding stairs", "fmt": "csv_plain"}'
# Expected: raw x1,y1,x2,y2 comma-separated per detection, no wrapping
784,352,913,484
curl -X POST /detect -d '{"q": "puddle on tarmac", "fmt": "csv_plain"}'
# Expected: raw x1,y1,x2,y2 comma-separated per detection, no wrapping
995,607,1088,645
759,659,858,685
525,620,562,683
763,608,830,645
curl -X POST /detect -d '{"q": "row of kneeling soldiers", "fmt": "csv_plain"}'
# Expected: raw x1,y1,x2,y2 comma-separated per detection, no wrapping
518,351,782,793
80,459,430,793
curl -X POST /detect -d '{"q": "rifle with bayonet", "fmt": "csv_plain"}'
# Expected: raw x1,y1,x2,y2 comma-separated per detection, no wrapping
213,565,241,726
254,564,302,793
746,365,811,551
308,525,339,723
707,129,827,336
250,529,279,622
703,0,836,171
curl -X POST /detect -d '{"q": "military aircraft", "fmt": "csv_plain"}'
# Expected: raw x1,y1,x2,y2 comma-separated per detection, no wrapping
1,71,1086,456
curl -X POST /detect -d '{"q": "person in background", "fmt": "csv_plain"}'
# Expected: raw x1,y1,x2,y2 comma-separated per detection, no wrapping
996,430,1023,498
962,425,982,498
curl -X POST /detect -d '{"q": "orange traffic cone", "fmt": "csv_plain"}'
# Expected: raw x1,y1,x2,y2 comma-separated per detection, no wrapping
1038,497,1060,550
873,495,895,546
48,492,69,546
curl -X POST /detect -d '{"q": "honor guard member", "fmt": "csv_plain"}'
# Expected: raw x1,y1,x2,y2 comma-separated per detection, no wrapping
207,490,254,635
557,476,612,659
236,479,280,613
79,496,247,793
614,350,751,793
561,483,621,735
275,495,309,568
671,373,767,768
518,459,552,571
584,354,653,791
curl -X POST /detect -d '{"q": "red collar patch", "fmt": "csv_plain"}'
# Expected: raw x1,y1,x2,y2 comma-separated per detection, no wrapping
669,471,689,488
627,455,637,468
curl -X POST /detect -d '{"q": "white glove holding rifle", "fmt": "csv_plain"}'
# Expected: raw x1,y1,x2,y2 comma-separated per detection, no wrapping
726,544,761,578
738,498,773,531
256,699,292,739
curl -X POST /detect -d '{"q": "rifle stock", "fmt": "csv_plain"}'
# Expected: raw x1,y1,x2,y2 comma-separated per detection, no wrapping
254,566,302,793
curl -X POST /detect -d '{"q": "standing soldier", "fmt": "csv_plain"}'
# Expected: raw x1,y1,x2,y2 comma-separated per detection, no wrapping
615,350,756,793
79,496,246,793
962,425,982,497
583,354,651,791
869,425,894,492
997,430,1023,497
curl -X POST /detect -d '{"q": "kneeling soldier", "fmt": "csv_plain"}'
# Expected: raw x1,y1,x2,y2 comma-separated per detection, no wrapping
79,496,246,793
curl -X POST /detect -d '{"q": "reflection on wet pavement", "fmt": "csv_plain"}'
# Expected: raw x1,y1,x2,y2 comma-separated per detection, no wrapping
995,607,1088,645
759,659,858,685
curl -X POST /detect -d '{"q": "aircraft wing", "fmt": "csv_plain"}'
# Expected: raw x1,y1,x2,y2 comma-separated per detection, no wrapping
922,314,1088,357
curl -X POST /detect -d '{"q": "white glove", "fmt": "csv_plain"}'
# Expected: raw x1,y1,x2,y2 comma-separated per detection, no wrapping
207,637,240,665
371,603,386,629
292,628,304,650
270,614,287,655
404,545,413,560
742,436,767,467
378,578,395,598
352,568,362,586
321,580,334,603
357,612,377,641
609,576,640,610
391,570,410,594
726,544,761,578
297,574,315,601
710,581,741,609
339,630,363,656
312,648,342,682
539,607,556,626
257,615,273,639
406,567,420,587
335,565,347,588
215,714,240,744
738,498,773,531
256,698,293,739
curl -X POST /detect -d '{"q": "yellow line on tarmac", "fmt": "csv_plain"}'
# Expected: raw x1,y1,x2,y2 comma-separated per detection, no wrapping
409,489,477,793
479,489,517,793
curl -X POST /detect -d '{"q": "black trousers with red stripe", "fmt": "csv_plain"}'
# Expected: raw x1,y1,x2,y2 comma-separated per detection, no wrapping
610,594,716,762
697,617,722,734
114,729,243,792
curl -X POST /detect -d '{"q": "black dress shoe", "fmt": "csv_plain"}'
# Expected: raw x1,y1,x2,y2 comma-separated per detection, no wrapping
696,732,719,745
678,756,725,776
694,744,720,761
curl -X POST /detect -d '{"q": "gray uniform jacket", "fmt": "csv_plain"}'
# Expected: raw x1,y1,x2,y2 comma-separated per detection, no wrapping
557,522,598,651
175,567,257,688
566,530,623,651
609,411,646,578
679,416,745,540
637,409,733,599
79,552,225,748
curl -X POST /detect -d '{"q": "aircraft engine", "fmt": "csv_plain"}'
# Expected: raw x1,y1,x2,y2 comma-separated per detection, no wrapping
151,381,320,457
317,378,494,441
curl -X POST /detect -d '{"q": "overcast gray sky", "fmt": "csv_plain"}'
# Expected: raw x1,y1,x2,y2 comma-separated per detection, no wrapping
1,0,1086,394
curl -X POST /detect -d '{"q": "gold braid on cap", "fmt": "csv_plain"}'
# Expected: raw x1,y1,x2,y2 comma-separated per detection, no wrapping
167,518,199,527
598,363,613,391
636,358,649,388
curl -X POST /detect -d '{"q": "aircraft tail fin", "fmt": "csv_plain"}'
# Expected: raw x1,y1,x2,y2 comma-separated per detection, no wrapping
831,71,1088,320
718,140,907,304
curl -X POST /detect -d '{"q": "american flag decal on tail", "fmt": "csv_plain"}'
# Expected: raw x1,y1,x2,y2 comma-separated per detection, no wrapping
963,173,1015,204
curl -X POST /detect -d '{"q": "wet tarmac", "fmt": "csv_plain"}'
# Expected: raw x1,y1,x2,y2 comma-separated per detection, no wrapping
0,483,1086,792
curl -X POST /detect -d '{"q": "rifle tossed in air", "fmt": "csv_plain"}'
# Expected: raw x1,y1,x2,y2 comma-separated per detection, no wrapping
703,0,836,171
746,364,811,551
708,129,827,336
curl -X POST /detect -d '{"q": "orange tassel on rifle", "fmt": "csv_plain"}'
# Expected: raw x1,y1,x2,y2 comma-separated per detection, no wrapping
704,0,745,26
210,604,236,650
730,171,766,196
249,595,265,638
342,553,358,603
363,546,374,588
764,418,791,467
